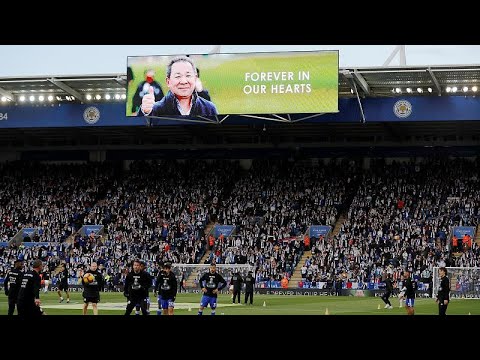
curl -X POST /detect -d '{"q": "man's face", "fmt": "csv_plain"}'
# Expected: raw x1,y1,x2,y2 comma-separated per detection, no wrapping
90,263,98,271
146,70,155,83
439,269,445,278
133,262,141,272
210,265,216,274
167,61,196,99
163,267,170,274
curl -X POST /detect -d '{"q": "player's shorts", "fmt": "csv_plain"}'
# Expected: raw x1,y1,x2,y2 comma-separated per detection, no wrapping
229,285,234,291
399,291,405,298
159,297,175,309
44,280,50,287
405,298,415,307
58,283,69,291
200,295,217,309
83,296,100,304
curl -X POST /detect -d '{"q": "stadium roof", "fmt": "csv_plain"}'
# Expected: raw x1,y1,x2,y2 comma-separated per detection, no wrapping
0,64,479,103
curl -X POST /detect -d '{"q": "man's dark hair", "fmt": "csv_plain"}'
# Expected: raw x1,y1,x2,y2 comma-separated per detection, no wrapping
439,267,447,275
32,259,43,269
166,56,197,79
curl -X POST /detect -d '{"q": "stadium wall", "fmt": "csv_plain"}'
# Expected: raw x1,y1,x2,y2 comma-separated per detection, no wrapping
36,284,428,297
2,96,480,128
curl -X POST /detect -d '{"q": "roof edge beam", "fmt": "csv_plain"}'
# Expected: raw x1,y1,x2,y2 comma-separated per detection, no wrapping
352,70,370,95
427,68,442,96
0,87,14,100
115,76,126,86
47,78,84,102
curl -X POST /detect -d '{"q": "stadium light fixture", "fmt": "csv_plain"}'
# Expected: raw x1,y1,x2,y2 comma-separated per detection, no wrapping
395,87,401,93
48,95,54,101
105,94,111,100
472,86,478,92
114,94,120,100
463,86,468,93
406,87,412,93
1,96,7,102
427,87,433,93
86,94,92,100
38,95,45,102
19,95,26,102
121,94,126,100
95,94,101,100
56,96,62,101
417,88,423,93
452,86,458,93
446,87,451,93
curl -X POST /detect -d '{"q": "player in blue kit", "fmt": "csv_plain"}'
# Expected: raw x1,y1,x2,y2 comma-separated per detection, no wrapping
198,262,226,315
154,262,177,315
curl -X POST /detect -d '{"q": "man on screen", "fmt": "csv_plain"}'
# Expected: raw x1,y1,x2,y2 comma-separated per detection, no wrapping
139,56,218,117
131,69,164,115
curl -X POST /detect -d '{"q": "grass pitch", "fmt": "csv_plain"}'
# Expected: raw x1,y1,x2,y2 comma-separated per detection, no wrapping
1,292,479,315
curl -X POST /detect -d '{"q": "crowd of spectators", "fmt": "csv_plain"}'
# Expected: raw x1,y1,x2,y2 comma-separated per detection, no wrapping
1,157,479,292
212,159,353,284
0,162,115,243
302,158,480,290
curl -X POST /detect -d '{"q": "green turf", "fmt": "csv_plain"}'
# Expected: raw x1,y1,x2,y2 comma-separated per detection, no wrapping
2,292,479,315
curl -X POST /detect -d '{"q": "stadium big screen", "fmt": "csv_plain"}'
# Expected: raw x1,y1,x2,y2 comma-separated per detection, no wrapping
127,50,339,117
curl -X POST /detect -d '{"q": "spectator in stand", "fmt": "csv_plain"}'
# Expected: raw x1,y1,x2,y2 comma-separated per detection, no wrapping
452,235,459,252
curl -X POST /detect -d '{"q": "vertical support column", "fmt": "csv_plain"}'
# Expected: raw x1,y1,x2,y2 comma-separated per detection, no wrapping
89,150,106,162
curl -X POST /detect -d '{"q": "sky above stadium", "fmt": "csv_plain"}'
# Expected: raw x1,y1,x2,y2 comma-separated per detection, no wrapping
0,45,478,77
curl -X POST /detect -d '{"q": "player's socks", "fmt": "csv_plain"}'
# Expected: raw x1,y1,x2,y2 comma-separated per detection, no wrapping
198,310,203,315
157,309,162,315
67,298,70,303
211,310,216,315
135,311,140,315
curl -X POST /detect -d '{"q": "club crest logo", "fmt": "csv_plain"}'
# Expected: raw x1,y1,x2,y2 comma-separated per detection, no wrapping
83,106,100,124
393,100,412,118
